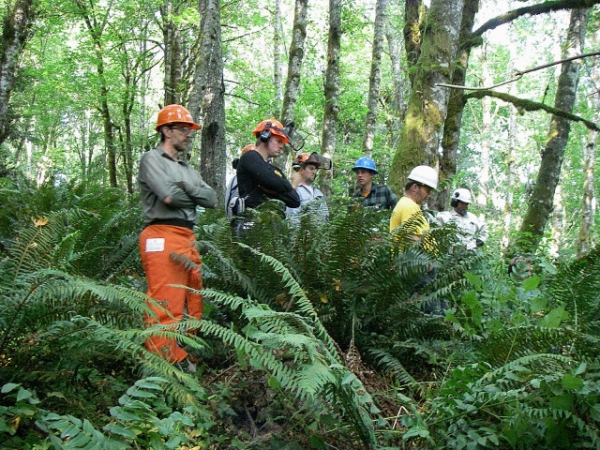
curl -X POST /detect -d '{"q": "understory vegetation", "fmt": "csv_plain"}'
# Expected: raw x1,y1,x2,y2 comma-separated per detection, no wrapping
1,180,600,450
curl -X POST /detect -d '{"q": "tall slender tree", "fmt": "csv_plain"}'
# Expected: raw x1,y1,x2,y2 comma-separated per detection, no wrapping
279,0,308,167
161,0,183,106
73,0,119,188
515,7,589,253
189,0,227,198
273,0,284,116
434,0,479,210
578,126,596,256
0,0,34,148
319,0,341,199
361,0,388,157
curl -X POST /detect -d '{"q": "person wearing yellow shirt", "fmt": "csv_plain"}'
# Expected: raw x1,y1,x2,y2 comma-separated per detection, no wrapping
389,165,438,237
389,165,445,314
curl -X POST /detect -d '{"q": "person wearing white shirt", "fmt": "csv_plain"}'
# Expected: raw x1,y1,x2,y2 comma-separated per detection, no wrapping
436,188,488,251
286,152,329,223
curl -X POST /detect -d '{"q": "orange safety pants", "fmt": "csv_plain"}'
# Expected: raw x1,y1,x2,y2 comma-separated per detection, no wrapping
139,225,202,363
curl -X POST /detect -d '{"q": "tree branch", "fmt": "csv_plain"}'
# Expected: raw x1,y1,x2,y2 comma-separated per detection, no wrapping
472,0,600,38
464,90,600,131
436,51,600,91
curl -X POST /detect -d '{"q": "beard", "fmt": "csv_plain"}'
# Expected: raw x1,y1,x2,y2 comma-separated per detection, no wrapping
174,139,189,153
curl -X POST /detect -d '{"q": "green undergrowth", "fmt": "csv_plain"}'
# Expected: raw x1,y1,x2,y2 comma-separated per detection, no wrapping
1,182,599,449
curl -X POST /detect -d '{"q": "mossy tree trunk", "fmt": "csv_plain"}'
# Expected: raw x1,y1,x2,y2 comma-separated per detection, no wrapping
433,0,480,211
514,7,589,253
403,0,425,86
389,0,465,194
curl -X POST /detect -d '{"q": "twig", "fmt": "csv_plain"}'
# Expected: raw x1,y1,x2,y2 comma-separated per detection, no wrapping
436,51,600,91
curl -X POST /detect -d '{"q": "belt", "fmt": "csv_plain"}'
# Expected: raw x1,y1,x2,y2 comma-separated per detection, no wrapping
146,218,194,230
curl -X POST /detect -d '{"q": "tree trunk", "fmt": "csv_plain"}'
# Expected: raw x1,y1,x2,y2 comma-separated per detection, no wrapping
389,0,465,194
189,0,226,200
516,7,589,253
278,0,308,168
75,0,118,188
578,129,596,257
385,17,406,118
433,0,479,210
319,0,341,199
161,0,182,106
361,0,388,157
501,106,517,254
550,185,565,256
476,45,492,208
403,0,424,86
273,0,284,117
0,0,34,147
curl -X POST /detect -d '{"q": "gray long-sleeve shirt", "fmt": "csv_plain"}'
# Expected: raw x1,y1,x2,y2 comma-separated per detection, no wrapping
138,146,217,224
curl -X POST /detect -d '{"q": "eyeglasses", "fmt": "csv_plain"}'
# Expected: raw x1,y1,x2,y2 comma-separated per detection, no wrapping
169,125,195,136
416,183,432,194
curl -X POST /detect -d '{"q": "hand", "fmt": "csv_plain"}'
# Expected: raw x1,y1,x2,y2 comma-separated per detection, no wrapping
290,168,302,188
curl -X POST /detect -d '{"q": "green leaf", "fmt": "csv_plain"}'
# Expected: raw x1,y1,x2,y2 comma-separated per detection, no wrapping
522,275,539,291
310,435,328,449
574,363,587,375
135,378,167,390
539,306,569,328
1,383,20,393
267,375,281,390
462,290,480,308
529,296,547,313
403,425,430,440
464,273,483,291
550,394,574,410
590,404,600,422
561,374,584,390
104,423,137,439
16,387,33,402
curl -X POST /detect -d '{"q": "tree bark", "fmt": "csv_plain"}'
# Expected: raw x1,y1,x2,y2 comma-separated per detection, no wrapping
515,7,589,253
319,0,341,199
161,0,182,106
278,0,308,167
385,17,406,118
578,128,596,256
0,0,34,147
188,0,226,200
389,0,465,194
501,106,517,253
361,0,388,157
433,0,479,210
403,0,424,85
273,0,284,117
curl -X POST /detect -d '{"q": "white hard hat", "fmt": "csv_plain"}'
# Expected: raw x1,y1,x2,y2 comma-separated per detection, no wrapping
407,165,438,190
452,188,472,204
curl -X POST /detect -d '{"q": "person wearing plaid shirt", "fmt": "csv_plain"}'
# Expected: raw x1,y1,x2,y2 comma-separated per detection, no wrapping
350,156,398,211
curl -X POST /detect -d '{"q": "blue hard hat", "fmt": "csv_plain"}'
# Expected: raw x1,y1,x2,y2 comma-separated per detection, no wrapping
352,156,378,174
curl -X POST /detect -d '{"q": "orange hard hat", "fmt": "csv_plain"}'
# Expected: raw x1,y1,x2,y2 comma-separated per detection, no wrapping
252,119,290,144
241,144,255,155
294,152,321,167
155,105,200,131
